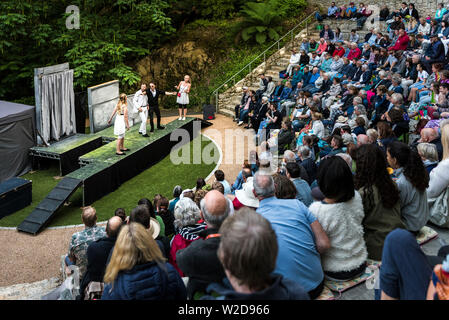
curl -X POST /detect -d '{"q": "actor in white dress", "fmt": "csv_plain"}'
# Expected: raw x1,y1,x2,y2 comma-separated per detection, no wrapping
176,75,191,120
132,84,149,137
108,93,130,155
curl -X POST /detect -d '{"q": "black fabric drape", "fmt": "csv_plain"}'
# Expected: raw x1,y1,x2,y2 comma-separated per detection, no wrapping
74,91,87,134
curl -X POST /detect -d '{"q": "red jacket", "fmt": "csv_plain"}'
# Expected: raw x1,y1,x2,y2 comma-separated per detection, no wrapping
389,34,409,51
333,47,345,57
347,47,361,60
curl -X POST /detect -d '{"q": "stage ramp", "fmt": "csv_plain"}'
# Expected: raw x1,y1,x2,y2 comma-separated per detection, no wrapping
17,177,82,235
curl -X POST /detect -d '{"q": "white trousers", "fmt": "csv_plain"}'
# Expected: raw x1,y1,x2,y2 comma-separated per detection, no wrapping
139,109,148,134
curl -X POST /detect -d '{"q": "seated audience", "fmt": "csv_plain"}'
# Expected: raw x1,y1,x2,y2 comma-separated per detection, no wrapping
102,223,187,300
309,156,368,281
386,141,430,233
177,190,229,299
65,206,106,281
254,172,330,299
354,144,405,261
203,208,310,300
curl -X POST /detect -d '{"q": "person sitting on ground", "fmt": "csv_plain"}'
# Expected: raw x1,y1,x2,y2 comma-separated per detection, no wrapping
102,223,187,300
354,144,406,261
388,28,410,51
177,190,229,299
379,228,449,300
320,25,335,41
386,141,430,234
254,172,330,299
232,160,253,192
285,162,313,207
309,156,368,282
138,198,165,237
79,216,123,300
169,197,205,276
114,208,126,223
212,181,225,194
417,143,440,174
419,127,443,161
297,145,318,184
128,204,171,259
169,185,182,213
232,176,260,211
156,196,175,238
65,206,106,281
214,169,231,195
203,207,310,300
427,123,449,214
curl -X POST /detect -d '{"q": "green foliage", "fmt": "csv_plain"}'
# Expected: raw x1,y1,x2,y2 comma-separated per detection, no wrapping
0,0,175,101
239,0,287,44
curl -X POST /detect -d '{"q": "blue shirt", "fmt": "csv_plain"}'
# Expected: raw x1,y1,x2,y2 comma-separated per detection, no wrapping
220,180,232,195
257,197,324,292
291,178,313,207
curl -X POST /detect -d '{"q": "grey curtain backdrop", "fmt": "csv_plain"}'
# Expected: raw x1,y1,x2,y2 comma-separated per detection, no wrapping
41,69,76,143
0,101,36,183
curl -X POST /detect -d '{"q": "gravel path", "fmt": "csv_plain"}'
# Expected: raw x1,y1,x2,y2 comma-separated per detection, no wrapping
0,114,246,287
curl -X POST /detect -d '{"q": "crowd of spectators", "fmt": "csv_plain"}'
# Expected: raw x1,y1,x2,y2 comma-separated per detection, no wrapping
59,3,449,301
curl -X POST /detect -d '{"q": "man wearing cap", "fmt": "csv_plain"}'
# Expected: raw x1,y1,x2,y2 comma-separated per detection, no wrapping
176,190,230,299
422,34,446,73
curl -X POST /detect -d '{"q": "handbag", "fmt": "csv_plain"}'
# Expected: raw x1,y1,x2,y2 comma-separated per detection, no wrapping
428,187,449,228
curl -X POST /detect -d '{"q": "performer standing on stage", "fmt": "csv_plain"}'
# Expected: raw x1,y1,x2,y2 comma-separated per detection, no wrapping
108,93,130,155
176,75,191,121
146,83,177,132
133,83,149,137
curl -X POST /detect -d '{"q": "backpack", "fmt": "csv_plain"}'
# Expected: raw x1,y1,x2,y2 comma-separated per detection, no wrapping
428,187,449,228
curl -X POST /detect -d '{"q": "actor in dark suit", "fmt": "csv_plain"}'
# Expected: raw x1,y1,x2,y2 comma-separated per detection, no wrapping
146,83,176,132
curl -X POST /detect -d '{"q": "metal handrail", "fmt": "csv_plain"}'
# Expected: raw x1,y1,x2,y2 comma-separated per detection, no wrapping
211,10,318,111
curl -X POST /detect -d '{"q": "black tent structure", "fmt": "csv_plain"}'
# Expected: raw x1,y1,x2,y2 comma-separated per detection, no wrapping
0,100,36,183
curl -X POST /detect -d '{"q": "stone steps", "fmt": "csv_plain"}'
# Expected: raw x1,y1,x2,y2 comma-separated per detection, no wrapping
216,16,391,118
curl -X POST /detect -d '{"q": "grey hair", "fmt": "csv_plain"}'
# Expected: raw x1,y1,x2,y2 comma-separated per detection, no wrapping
297,146,311,159
174,197,201,229
378,70,386,78
417,143,439,162
200,197,230,229
336,153,353,168
391,93,404,105
253,172,275,198
283,150,296,163
353,96,363,105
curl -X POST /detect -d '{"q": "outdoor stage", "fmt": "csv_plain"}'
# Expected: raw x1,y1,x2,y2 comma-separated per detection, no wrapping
20,117,210,234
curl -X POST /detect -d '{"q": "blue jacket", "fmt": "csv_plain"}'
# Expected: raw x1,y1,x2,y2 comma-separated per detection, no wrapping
306,72,320,86
102,261,187,300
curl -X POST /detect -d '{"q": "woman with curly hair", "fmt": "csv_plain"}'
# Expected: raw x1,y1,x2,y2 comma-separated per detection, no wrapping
387,141,430,234
355,144,406,260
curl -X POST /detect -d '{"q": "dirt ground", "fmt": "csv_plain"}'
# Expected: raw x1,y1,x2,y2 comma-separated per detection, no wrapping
0,113,250,287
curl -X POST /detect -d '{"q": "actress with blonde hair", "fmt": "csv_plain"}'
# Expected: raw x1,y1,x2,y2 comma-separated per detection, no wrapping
176,75,191,121
108,93,130,155
102,223,186,300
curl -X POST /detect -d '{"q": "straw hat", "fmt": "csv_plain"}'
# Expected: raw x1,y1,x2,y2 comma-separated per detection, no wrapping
235,177,260,208
149,217,161,239
336,115,348,123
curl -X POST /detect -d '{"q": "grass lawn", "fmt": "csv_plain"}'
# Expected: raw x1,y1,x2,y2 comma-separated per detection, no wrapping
0,135,218,227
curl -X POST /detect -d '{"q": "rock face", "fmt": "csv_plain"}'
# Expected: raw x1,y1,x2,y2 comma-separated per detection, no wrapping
0,277,60,300
136,41,212,91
